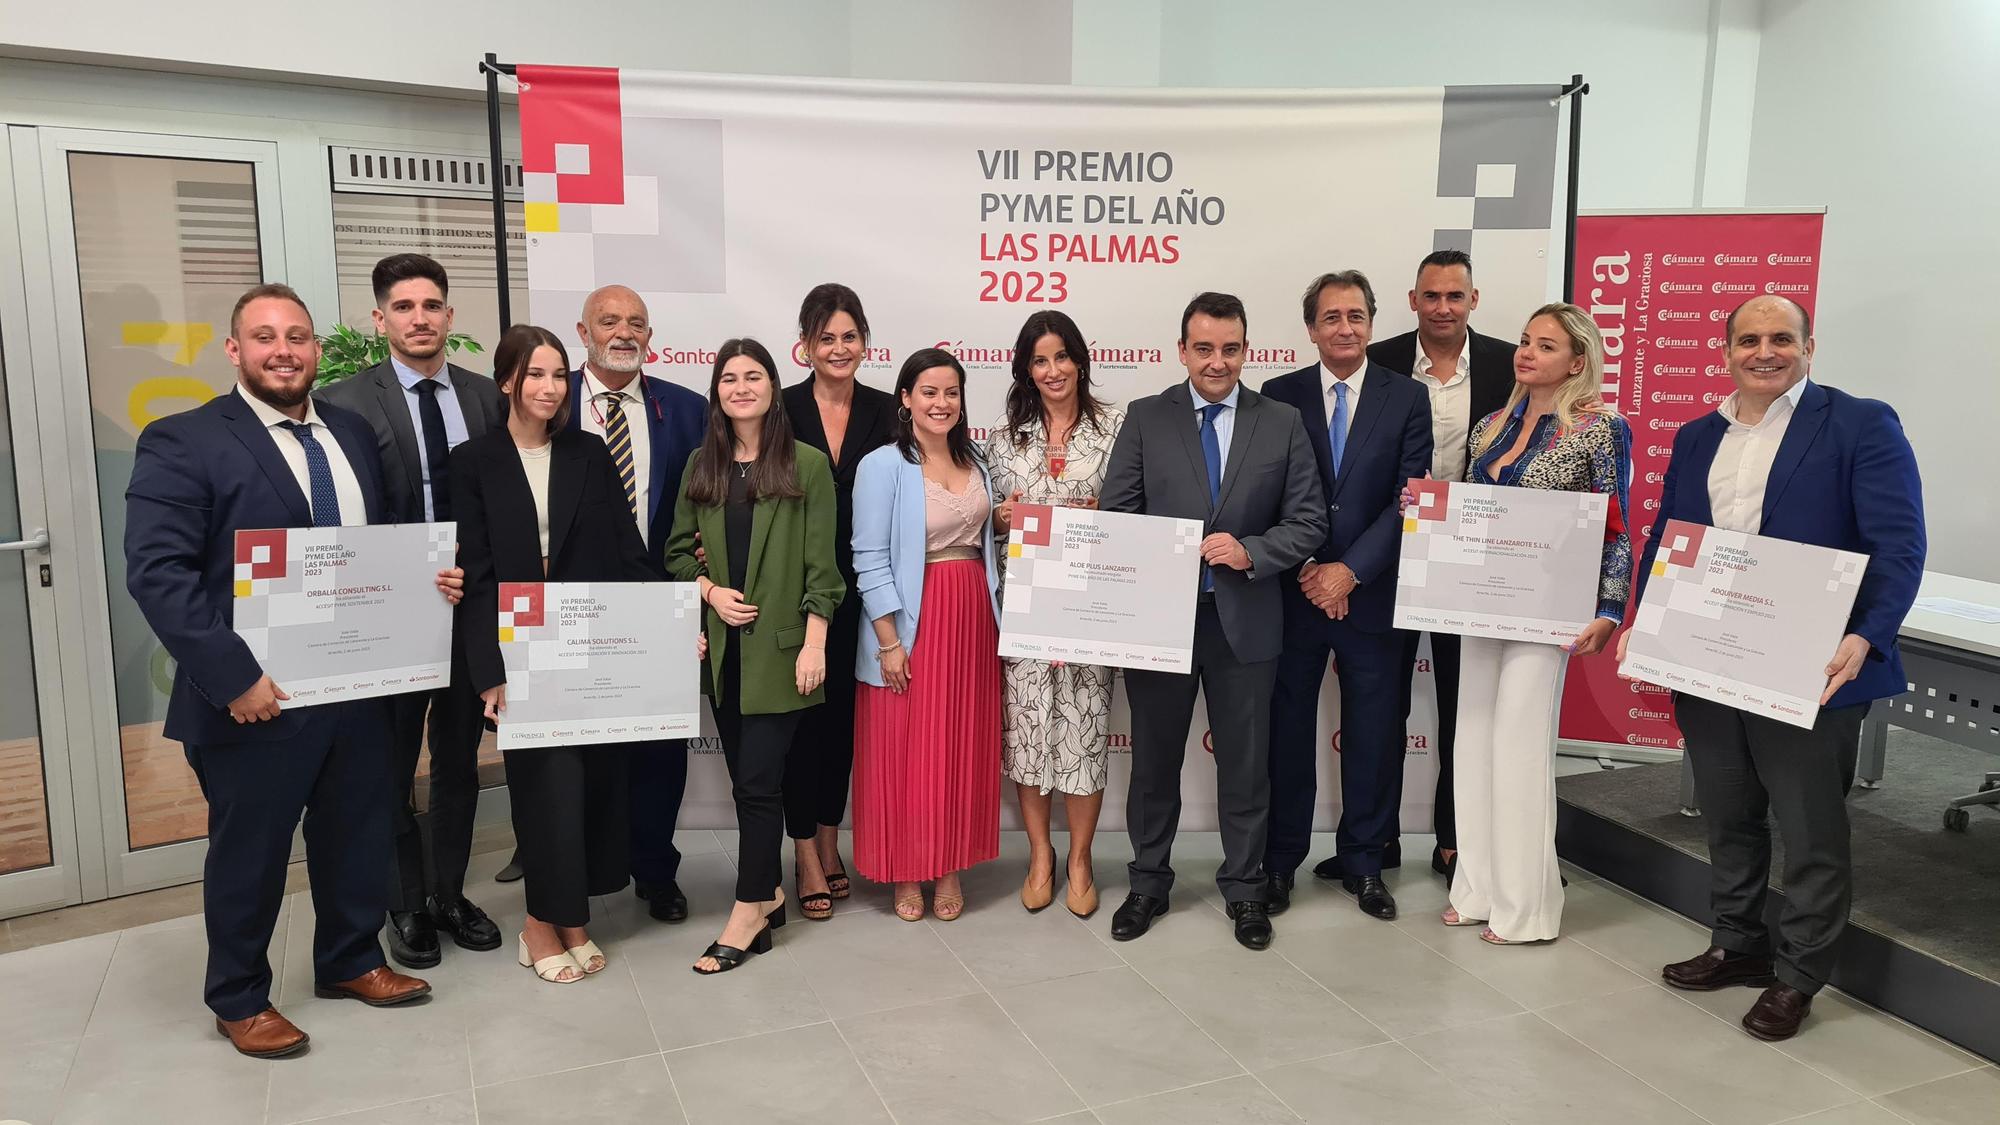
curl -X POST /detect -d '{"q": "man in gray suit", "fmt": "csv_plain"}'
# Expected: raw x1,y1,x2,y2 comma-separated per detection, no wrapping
1100,291,1328,951
317,253,505,968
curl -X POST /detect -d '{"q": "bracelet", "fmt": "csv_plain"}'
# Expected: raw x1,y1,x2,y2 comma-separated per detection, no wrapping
878,641,903,655
802,643,824,651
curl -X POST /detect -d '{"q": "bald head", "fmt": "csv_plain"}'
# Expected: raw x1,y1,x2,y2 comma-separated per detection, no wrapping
577,284,651,386
1725,295,1810,343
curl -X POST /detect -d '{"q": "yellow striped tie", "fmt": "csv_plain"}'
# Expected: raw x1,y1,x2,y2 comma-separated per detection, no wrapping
601,392,638,521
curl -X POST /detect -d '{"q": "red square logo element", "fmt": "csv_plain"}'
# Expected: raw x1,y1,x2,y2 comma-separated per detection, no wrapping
517,65,626,206
235,529,288,579
1015,504,1056,547
501,582,546,626
1409,478,1452,523
1657,519,1707,569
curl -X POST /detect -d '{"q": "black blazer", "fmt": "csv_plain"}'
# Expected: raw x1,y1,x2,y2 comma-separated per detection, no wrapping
782,375,898,583
1368,328,1515,471
450,428,654,694
316,360,506,524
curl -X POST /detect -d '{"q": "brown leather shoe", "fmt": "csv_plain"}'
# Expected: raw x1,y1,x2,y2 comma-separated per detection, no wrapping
314,965,432,1006
1661,946,1777,991
1742,983,1813,1041
215,1008,309,1058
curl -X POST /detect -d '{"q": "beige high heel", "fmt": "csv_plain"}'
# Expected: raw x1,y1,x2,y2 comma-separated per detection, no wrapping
565,939,607,974
519,933,582,983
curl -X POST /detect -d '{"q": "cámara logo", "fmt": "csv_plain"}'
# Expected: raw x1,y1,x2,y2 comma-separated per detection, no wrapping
1766,252,1814,266
1705,337,1726,349
936,340,1013,365
1649,391,1695,404
1644,470,1665,484
1655,364,1696,376
1661,281,1702,294
1703,390,1730,404
1655,336,1698,348
1628,706,1672,721
1714,252,1759,266
1765,281,1811,294
1661,253,1707,266
1656,309,1700,322
1711,281,1756,294
1704,363,1729,376
1708,309,1729,321
1646,444,1672,458
1648,417,1684,431
1643,497,1660,511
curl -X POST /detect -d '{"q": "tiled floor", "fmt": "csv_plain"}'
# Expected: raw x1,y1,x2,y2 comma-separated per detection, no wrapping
1,831,1991,1125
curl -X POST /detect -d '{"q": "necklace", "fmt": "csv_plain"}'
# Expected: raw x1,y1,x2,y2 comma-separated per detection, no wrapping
735,460,752,478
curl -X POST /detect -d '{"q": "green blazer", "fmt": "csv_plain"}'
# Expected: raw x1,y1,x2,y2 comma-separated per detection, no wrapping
665,442,844,715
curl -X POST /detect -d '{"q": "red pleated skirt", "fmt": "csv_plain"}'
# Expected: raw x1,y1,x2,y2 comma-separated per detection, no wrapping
853,558,1001,883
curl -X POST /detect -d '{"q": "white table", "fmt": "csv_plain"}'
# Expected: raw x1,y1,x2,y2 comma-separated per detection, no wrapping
1860,573,2000,829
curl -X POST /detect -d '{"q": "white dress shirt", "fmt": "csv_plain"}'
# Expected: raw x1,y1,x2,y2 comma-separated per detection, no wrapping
579,367,652,544
1320,362,1367,446
1413,338,1473,482
1187,379,1241,481
1707,377,1811,534
237,384,367,525
391,355,471,522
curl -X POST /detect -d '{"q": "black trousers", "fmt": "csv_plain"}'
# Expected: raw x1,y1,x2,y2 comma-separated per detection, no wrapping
1124,600,1276,905
717,644,804,902
387,643,484,910
186,699,392,1021
1400,630,1462,851
504,743,630,928
1267,620,1414,877
627,737,688,887
1675,693,1867,996
784,593,861,835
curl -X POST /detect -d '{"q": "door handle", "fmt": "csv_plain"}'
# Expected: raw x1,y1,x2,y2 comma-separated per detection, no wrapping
0,528,49,552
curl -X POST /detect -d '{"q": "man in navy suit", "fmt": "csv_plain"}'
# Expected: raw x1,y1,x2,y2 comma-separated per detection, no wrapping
1625,295,1925,1042
126,284,446,1057
1260,271,1433,921
568,284,706,922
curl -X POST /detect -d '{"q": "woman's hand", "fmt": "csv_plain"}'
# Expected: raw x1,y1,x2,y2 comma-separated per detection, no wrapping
795,644,827,696
706,586,759,627
880,642,911,693
480,684,507,723
1568,618,1615,657
993,490,1023,535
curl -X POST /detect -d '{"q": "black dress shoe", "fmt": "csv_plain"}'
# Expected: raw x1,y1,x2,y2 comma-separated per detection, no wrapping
1228,900,1273,950
1266,871,1294,916
1382,839,1402,870
1109,893,1168,941
644,880,689,923
385,910,441,969
1742,983,1813,1041
1341,875,1397,921
1431,846,1450,876
1309,856,1343,881
1661,946,1777,992
428,894,502,951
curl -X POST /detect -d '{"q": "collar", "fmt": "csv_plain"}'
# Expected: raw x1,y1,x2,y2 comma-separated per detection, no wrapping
1187,379,1241,413
236,383,327,430
1320,361,1366,400
1719,376,1810,429
391,354,453,392
582,366,643,403
1413,336,1470,385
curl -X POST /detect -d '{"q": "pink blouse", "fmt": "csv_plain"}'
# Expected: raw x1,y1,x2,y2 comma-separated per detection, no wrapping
924,476,990,552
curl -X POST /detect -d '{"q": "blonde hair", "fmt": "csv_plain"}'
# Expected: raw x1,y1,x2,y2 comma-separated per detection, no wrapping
1472,301,1613,459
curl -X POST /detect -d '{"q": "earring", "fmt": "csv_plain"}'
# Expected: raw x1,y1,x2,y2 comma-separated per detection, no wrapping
897,405,912,422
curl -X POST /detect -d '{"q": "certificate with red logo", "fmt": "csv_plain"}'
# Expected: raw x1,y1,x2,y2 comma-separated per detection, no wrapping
1621,520,1866,729
1394,479,1609,644
232,522,456,707
998,504,1204,673
496,582,702,749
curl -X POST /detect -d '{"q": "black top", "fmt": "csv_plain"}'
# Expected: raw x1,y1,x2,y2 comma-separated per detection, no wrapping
724,462,753,593
782,375,898,582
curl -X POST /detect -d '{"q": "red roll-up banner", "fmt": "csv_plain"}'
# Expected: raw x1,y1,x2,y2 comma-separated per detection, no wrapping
1559,210,1826,749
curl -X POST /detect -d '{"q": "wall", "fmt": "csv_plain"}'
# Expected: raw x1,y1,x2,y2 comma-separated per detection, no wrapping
1746,0,1997,579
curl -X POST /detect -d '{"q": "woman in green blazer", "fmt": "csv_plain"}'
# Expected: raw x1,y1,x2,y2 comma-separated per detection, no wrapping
665,338,844,974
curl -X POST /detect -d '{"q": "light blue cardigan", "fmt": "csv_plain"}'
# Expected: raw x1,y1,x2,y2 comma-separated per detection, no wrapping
850,443,1002,687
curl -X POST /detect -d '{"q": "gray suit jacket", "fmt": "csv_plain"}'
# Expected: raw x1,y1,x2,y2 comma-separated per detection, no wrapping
318,360,506,524
1100,381,1327,663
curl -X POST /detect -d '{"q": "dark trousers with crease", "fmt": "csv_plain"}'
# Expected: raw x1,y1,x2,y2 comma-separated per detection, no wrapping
1400,630,1462,851
387,642,484,911
186,699,393,1021
505,743,630,928
784,593,861,836
716,643,804,902
1124,600,1275,905
627,736,688,889
1675,693,1867,996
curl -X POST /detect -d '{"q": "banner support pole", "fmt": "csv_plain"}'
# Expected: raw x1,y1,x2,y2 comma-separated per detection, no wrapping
481,53,518,329
1559,74,1590,302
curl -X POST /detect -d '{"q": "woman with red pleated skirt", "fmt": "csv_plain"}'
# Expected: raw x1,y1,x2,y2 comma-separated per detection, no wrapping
849,347,1002,921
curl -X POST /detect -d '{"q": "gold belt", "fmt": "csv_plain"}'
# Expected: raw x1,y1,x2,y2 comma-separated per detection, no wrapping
924,546,981,563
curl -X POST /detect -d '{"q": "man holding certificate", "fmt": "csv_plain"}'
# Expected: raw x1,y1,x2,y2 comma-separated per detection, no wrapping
1624,296,1925,1041
1099,292,1327,951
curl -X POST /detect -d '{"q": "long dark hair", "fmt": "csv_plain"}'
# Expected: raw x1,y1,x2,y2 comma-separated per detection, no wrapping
797,282,870,354
893,348,977,470
491,324,573,434
683,338,804,506
1004,310,1109,449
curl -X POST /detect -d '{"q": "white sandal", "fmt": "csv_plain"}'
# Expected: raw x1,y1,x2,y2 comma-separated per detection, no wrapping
565,939,608,975
518,933,583,983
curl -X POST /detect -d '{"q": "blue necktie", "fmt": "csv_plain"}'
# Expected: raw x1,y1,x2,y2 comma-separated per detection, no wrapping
1329,381,1350,476
280,421,344,527
1199,402,1224,591
413,378,452,521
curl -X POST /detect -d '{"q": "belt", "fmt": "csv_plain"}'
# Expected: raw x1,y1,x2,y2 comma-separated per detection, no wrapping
924,546,981,563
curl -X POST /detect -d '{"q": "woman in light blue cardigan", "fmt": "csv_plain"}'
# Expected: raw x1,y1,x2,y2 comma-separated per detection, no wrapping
849,349,1003,921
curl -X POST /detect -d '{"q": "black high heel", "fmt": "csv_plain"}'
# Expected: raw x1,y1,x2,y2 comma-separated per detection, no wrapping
692,922,774,975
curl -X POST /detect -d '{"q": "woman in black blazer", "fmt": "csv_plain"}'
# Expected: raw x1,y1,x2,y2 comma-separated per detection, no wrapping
452,324,655,984
779,283,898,911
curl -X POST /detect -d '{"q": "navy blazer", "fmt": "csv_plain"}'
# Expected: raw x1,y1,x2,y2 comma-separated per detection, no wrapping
565,368,706,574
125,390,389,746
1260,362,1433,635
1635,380,1926,709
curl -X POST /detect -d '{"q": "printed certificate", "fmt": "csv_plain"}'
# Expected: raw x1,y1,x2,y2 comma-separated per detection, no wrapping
998,504,1205,673
1622,520,1866,729
1394,479,1609,644
232,522,456,706
497,581,702,749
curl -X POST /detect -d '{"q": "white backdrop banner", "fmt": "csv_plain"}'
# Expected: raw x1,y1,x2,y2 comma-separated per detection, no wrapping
516,66,1565,832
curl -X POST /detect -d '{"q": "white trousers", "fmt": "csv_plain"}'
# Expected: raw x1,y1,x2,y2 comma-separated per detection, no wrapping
1448,635,1567,941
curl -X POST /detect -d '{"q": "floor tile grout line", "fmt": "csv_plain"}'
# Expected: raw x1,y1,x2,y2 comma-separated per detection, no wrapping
1522,1003,1747,1125
822,1010,904,1125
53,926,128,1122
594,929,690,1123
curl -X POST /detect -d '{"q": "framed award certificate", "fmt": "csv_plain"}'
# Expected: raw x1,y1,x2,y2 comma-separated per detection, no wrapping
497,581,702,749
998,504,1205,673
1394,479,1609,644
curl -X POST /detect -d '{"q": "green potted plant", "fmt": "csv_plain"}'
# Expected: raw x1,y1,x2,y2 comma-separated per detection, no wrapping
315,322,486,386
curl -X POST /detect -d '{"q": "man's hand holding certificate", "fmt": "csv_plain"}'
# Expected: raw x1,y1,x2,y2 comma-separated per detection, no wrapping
495,582,702,749
1619,520,1867,729
998,503,1205,673
1394,479,1609,644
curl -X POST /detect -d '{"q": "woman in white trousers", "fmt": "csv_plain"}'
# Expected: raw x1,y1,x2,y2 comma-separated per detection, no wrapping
1442,303,1633,945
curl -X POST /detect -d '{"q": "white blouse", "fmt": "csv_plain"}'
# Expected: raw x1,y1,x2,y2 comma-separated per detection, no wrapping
518,441,554,557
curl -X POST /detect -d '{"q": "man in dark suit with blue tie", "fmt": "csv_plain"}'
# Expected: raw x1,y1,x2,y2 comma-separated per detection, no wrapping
568,284,707,921
126,284,446,1057
1625,295,1925,1042
1260,272,1433,921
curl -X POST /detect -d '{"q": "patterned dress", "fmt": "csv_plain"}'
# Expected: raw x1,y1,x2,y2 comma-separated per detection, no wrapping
984,406,1125,796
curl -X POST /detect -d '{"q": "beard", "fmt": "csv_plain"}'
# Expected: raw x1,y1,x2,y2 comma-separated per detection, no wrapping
589,341,644,374
245,368,311,411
